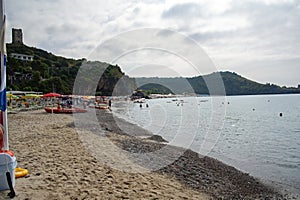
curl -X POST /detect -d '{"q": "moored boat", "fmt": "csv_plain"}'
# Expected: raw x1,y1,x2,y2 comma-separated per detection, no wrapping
133,98,146,103
88,105,108,110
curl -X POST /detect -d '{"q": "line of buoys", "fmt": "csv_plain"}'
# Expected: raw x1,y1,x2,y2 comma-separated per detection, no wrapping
221,102,230,105
251,108,283,117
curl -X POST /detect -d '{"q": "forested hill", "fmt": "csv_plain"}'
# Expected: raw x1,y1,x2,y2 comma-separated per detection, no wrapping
213,72,299,95
7,43,299,96
6,43,131,95
136,72,300,95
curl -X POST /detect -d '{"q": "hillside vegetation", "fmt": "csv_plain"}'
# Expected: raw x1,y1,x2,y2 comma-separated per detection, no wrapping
136,72,300,95
7,43,299,96
6,43,131,95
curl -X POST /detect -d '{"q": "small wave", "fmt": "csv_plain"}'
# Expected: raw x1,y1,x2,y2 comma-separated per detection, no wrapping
225,116,240,122
276,163,299,169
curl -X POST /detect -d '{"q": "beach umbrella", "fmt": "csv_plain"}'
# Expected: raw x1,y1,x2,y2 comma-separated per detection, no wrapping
6,94,19,99
82,96,94,100
42,92,62,98
22,94,40,99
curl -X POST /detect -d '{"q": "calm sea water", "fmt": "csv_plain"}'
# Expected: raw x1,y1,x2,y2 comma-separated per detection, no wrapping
113,94,300,194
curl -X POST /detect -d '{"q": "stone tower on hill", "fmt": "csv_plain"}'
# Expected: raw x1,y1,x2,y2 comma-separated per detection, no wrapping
12,28,23,44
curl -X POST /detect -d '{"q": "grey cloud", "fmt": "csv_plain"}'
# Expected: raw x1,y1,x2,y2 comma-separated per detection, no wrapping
132,7,140,14
161,3,202,19
232,1,300,53
189,31,234,44
45,23,79,36
189,1,300,56
156,29,175,37
233,1,298,27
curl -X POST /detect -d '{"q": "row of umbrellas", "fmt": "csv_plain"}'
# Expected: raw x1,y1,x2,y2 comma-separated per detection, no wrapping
6,92,62,99
6,92,99,99
6,92,101,100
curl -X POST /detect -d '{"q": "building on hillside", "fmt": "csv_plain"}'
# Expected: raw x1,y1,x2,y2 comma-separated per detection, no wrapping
10,28,34,61
10,53,33,62
8,72,32,82
12,28,23,44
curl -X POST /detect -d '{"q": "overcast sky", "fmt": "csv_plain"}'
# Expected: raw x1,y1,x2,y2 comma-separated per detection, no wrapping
5,0,300,86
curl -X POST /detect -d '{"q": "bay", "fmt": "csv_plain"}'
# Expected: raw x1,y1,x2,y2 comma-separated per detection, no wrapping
113,94,300,194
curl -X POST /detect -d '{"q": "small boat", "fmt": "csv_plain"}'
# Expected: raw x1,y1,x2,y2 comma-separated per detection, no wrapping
199,100,208,102
88,103,108,110
133,98,146,103
44,107,87,114
88,105,108,110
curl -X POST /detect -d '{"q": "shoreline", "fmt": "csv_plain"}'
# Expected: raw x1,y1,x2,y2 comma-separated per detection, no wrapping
96,109,295,199
0,109,295,199
111,98,300,198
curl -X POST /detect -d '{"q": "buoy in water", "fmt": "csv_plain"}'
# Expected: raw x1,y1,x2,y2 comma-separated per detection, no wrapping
279,113,283,117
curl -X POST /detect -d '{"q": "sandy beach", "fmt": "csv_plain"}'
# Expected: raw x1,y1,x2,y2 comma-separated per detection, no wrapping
0,109,290,199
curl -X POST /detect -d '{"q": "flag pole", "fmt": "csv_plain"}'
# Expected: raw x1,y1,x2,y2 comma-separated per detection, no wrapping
0,0,8,151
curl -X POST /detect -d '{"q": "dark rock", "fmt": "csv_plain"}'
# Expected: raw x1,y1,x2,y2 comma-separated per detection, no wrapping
147,135,168,143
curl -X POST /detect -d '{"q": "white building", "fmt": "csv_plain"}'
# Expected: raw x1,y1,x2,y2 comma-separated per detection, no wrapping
10,53,33,62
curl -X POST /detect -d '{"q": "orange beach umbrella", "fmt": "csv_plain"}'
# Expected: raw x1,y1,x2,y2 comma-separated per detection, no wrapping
42,93,62,98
